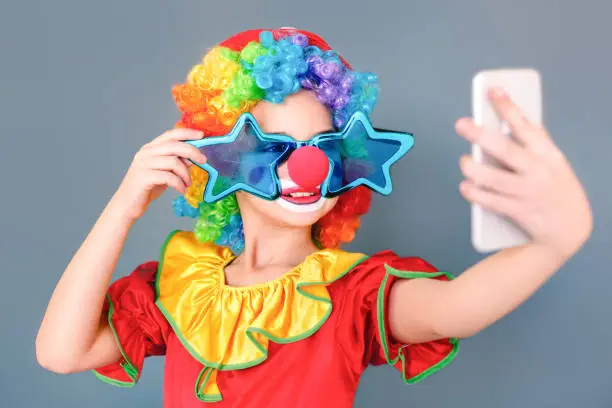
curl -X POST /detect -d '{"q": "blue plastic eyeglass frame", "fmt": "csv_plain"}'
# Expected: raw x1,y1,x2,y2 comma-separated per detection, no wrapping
185,110,415,203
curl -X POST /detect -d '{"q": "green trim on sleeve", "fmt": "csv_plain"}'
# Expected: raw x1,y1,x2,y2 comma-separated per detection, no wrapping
377,264,459,384
93,369,134,388
92,293,139,387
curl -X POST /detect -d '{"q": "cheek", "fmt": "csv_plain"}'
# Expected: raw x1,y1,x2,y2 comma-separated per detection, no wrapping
236,191,268,211
323,197,339,213
276,162,289,180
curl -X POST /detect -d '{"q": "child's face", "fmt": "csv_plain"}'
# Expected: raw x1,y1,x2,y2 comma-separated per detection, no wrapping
236,90,339,228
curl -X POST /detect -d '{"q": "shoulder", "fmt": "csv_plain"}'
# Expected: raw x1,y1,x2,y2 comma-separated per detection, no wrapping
159,230,233,279
108,261,159,300
339,249,439,284
355,250,437,272
157,229,233,294
329,249,444,302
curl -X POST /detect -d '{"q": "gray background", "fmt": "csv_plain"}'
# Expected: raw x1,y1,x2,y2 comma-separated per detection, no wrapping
1,0,611,407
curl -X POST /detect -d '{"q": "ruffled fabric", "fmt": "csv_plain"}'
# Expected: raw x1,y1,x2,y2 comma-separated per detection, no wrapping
93,262,170,386
372,253,459,382
155,230,367,402
92,234,459,406
328,250,459,385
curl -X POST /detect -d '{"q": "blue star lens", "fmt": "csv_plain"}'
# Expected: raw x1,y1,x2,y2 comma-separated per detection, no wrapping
185,111,413,203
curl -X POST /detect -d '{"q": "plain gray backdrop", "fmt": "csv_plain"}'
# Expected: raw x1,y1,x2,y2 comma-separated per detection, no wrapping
1,0,611,407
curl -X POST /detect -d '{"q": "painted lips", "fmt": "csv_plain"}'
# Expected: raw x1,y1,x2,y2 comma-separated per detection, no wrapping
280,186,322,205
277,179,327,213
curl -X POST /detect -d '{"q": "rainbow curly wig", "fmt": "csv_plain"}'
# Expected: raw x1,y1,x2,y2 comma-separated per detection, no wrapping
171,28,378,253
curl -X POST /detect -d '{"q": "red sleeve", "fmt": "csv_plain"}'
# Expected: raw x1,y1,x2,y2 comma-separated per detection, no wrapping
338,251,459,384
93,261,171,387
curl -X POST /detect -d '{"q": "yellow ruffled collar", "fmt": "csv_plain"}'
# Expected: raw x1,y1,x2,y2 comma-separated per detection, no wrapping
154,230,367,402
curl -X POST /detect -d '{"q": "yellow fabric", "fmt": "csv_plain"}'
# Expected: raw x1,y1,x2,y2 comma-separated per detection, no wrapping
156,230,366,401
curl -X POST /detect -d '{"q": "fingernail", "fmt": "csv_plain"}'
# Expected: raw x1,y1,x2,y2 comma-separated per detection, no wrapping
455,118,468,131
491,87,506,98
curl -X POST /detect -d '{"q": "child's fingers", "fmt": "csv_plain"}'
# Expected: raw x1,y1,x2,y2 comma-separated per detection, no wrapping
150,128,204,144
142,141,207,164
459,180,520,218
455,117,532,173
147,170,187,194
459,155,524,197
487,87,550,148
146,156,192,187
180,158,193,168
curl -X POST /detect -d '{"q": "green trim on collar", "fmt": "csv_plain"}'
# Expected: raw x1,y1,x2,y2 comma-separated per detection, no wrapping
195,367,222,402
154,230,369,402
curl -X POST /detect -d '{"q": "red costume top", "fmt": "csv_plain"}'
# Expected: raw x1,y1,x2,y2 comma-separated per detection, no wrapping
93,231,458,407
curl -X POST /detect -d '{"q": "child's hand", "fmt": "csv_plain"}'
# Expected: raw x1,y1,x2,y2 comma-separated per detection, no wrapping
112,128,206,221
455,87,593,260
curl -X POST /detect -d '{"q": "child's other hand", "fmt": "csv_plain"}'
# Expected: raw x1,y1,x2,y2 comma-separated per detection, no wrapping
112,128,206,221
455,87,593,260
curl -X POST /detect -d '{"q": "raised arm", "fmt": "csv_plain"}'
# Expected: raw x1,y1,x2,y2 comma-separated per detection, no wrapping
388,88,593,343
36,128,206,373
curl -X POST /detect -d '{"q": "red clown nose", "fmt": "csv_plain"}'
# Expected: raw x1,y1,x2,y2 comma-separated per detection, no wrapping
287,146,330,189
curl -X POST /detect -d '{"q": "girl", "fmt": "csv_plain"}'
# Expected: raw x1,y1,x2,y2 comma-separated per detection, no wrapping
36,27,592,407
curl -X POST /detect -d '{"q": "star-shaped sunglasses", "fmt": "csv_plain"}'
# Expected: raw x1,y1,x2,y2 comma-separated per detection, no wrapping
184,111,414,203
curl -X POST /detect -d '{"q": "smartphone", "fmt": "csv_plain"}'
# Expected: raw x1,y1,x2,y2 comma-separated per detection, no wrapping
471,68,542,253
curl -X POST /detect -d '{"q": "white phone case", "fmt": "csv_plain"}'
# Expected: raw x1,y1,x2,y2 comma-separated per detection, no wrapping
471,68,542,253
